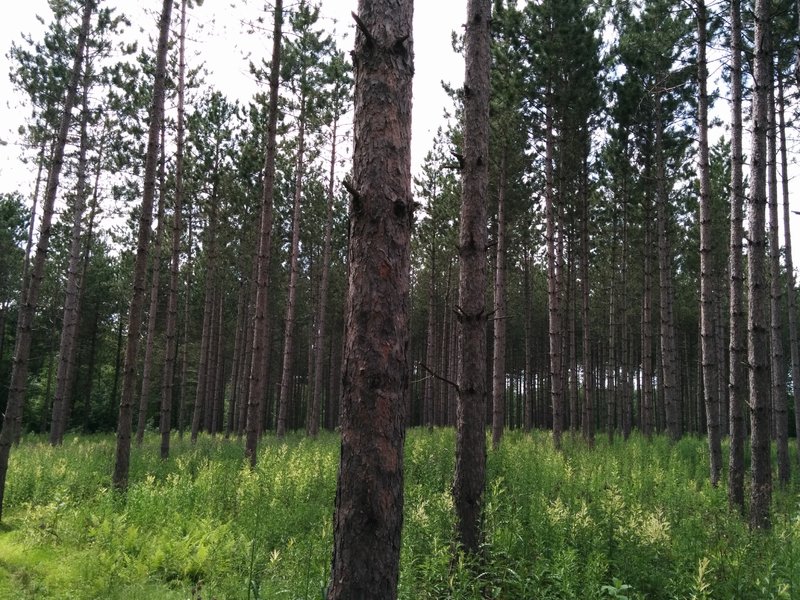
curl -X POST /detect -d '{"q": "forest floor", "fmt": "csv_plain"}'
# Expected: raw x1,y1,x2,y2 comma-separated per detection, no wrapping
0,429,798,599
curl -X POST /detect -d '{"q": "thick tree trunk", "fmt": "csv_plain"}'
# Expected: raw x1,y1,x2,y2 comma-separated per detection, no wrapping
326,1,413,596
727,0,746,514
747,0,772,530
696,0,722,486
277,97,307,439
0,0,94,520
491,153,508,449
160,0,187,459
112,0,173,491
245,0,283,466
452,0,490,556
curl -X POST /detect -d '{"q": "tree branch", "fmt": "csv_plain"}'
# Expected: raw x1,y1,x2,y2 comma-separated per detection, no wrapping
418,361,459,393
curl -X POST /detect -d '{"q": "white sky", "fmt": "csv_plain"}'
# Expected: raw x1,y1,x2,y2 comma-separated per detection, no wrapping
0,0,464,198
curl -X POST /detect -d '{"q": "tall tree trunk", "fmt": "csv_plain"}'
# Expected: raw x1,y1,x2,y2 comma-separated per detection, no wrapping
452,0,490,556
177,206,193,438
277,96,307,439
747,0,772,530
545,101,563,449
309,114,339,438
50,76,91,446
524,252,534,432
581,162,593,444
492,153,508,449
326,1,413,596
227,280,247,438
245,0,283,466
0,0,94,521
160,0,187,459
696,0,722,486
136,123,168,445
727,0,746,514
655,107,681,441
423,241,436,429
642,213,655,439
778,75,800,471
767,65,789,486
112,0,173,491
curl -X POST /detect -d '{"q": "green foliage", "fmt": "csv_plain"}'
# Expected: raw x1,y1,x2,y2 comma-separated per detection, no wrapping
1,430,798,598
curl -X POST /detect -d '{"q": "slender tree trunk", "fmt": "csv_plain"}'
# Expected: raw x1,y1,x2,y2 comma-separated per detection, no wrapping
747,0,772,530
0,0,94,520
227,280,246,438
177,206,193,438
327,1,413,596
50,77,92,446
159,0,187,459
277,96,307,439
727,0,746,514
452,0,490,556
245,0,283,466
112,0,173,491
309,115,339,438
642,211,655,439
778,75,800,471
581,162,593,444
524,252,533,432
696,0,722,486
136,124,167,445
545,101,563,449
492,153,508,449
655,107,681,441
767,66,789,486
423,241,436,429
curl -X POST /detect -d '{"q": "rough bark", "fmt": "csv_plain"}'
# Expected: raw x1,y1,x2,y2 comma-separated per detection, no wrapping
452,0,490,557
0,0,94,520
696,0,722,486
245,0,283,466
727,0,746,514
112,0,173,491
177,207,193,437
642,212,655,439
747,0,772,530
326,1,413,596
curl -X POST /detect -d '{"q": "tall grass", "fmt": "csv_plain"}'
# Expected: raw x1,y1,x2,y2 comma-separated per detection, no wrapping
0,429,798,599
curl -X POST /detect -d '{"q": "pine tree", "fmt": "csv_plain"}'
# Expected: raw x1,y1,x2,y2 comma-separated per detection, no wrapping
327,0,413,596
112,0,173,491
0,0,95,520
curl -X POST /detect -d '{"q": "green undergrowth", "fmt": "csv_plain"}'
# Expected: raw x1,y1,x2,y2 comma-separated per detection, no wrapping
0,430,798,599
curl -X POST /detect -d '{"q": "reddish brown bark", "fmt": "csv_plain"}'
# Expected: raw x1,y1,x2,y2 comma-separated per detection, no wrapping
327,1,413,596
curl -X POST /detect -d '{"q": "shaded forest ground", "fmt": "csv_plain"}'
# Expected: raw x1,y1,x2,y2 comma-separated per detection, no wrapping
0,430,798,599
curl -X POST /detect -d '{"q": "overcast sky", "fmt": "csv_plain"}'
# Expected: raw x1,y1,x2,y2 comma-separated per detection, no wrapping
0,0,464,195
